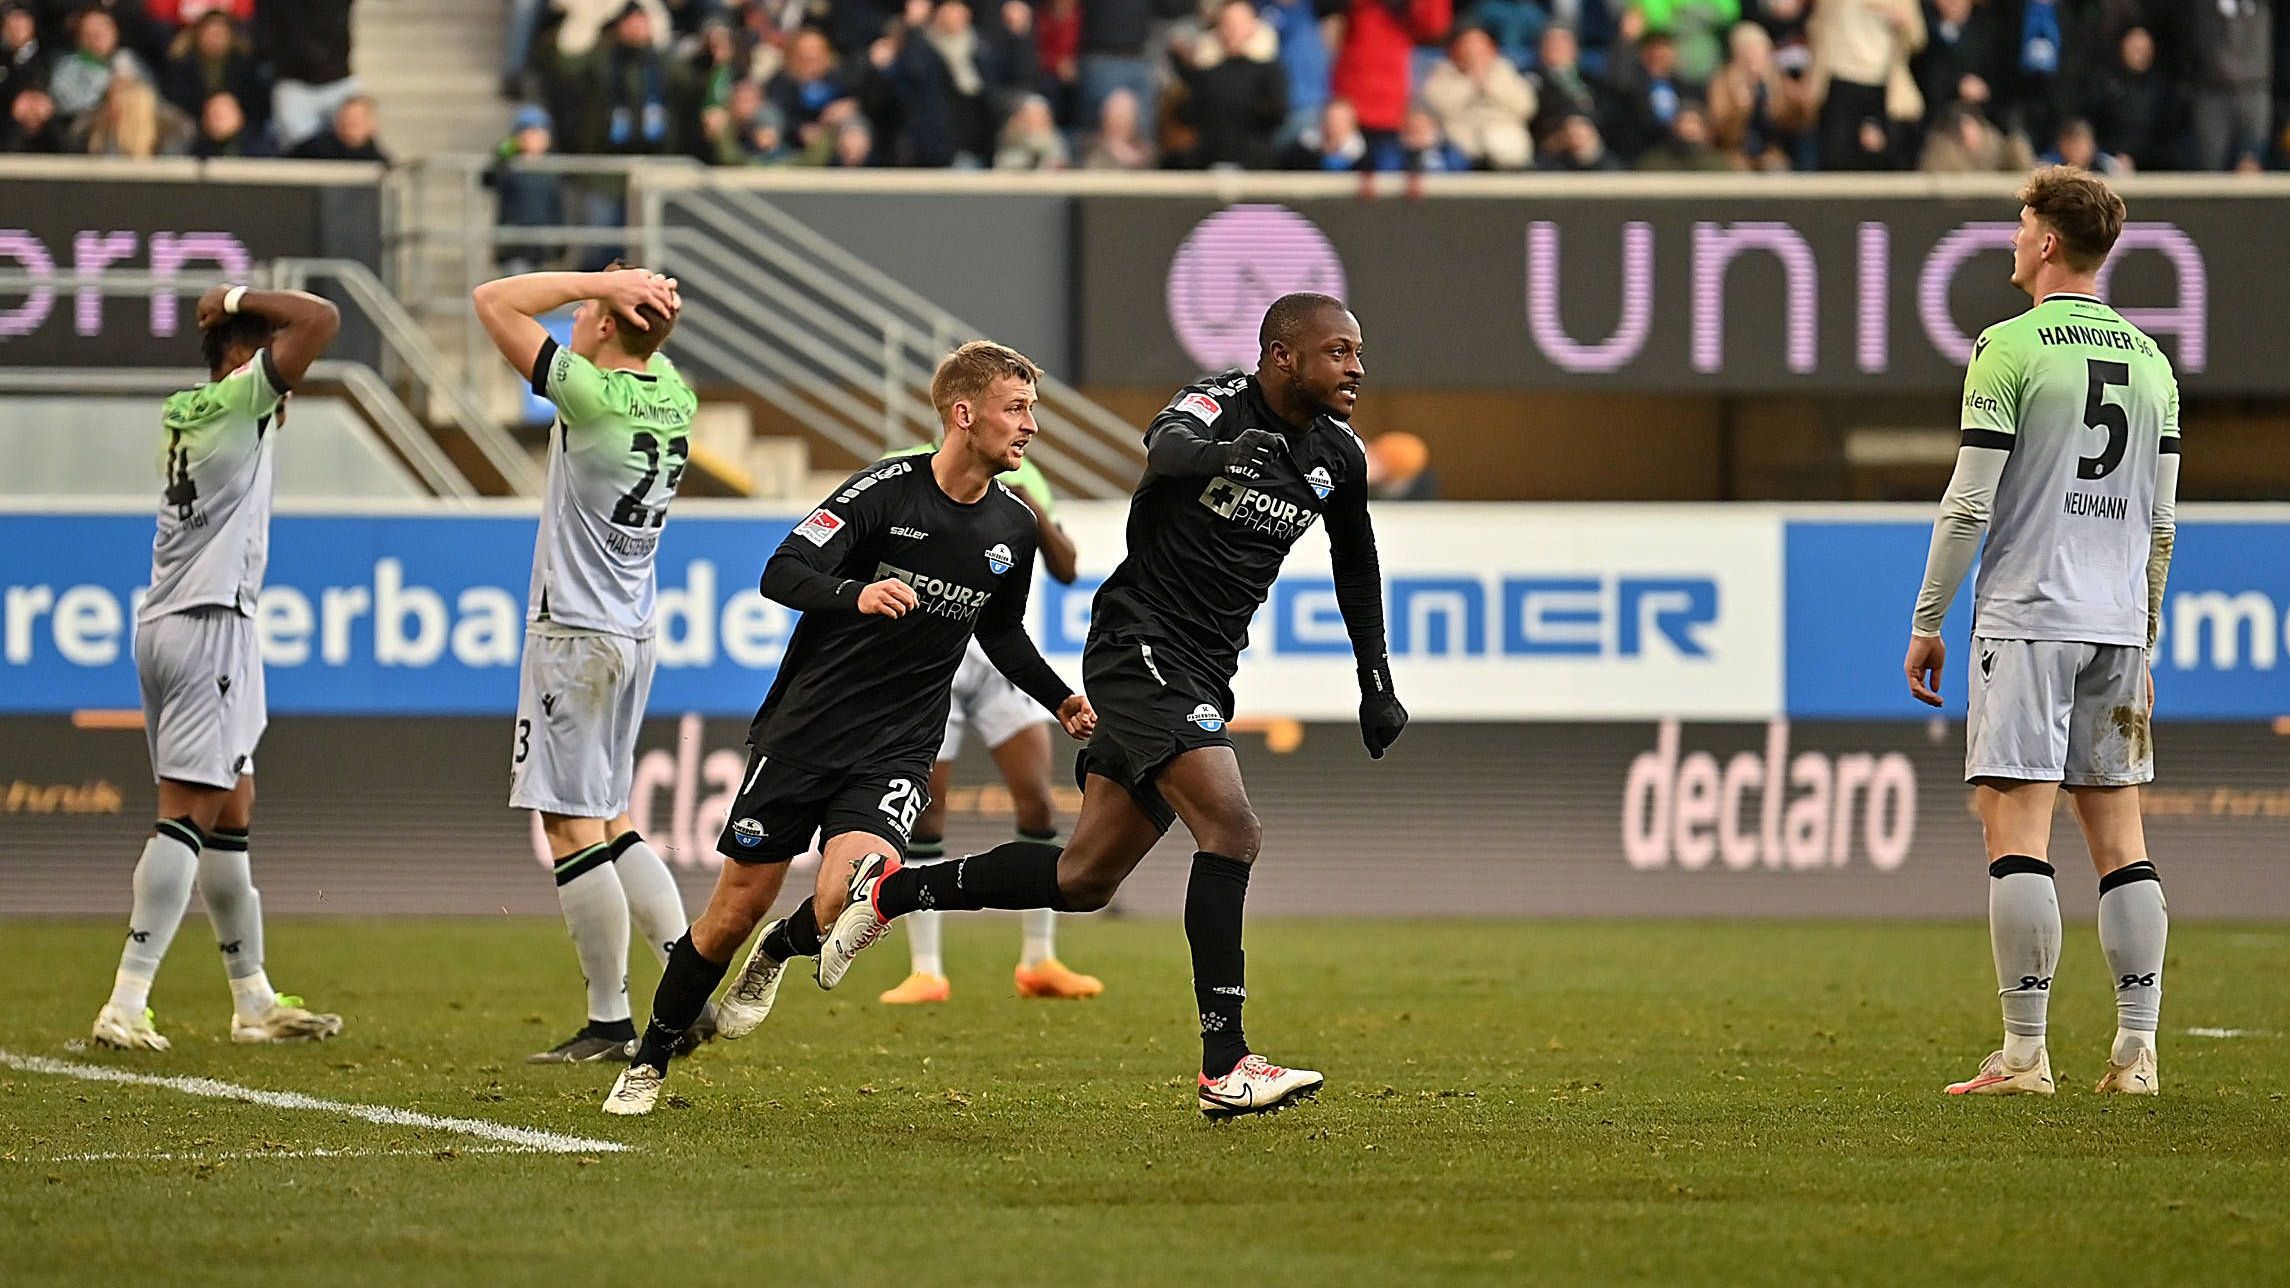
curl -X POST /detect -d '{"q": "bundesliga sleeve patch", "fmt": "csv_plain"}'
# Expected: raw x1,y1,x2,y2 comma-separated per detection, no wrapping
1172,392,1222,425
793,508,845,547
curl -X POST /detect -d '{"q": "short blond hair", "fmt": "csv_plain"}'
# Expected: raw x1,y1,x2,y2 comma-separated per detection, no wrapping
931,340,1040,424
2018,165,2126,272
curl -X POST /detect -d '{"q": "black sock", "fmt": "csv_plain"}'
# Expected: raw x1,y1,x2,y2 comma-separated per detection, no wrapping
584,1017,637,1042
759,898,822,961
876,840,1065,917
632,933,730,1069
1186,851,1252,1079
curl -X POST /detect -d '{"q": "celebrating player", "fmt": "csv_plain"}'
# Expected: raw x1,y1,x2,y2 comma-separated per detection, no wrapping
1905,167,2179,1097
471,265,705,1064
89,282,345,1050
874,440,1103,1006
825,293,1406,1118
604,341,1093,1116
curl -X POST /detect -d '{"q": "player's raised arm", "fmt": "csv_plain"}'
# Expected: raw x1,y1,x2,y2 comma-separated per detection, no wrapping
197,285,340,391
1141,386,1288,482
971,540,1091,737
1327,460,1406,758
758,467,917,617
470,268,679,385
1905,325,2020,706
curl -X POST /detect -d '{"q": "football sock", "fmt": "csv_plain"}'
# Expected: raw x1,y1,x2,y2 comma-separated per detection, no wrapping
610,831,687,965
108,819,203,1014
877,840,1065,917
1988,855,2060,1067
903,838,946,975
1186,851,1252,1079
633,932,729,1070
196,827,272,1015
760,898,823,962
2098,860,2167,1063
553,842,632,1025
1017,829,1060,967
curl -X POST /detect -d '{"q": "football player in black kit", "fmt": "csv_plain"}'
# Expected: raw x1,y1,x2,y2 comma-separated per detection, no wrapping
836,293,1407,1118
603,341,1095,1116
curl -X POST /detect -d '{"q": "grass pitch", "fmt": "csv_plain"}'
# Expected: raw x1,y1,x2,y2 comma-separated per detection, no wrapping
3,917,2285,1286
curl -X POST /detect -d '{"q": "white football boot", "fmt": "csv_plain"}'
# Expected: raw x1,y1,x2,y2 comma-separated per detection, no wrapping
716,932,791,1039
602,1062,667,1116
1197,1054,1325,1119
2094,1046,2159,1095
1945,1047,2056,1096
817,853,900,991
90,1005,170,1051
230,994,343,1043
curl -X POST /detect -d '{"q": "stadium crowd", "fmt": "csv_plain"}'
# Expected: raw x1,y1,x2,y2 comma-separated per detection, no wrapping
0,0,2280,175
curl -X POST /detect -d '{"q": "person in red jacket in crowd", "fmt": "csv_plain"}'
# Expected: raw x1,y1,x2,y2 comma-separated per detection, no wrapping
1331,0,1452,150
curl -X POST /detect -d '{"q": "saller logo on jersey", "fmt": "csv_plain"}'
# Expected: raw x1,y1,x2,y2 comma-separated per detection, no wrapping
1187,703,1226,732
984,542,1013,575
1174,392,1222,425
793,508,844,547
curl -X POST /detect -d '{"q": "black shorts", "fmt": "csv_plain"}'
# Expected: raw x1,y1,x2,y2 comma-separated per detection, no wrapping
715,749,933,864
1073,632,1234,833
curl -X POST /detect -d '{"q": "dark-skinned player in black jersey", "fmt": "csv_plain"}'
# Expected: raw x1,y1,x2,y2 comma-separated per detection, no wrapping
603,341,1095,1115
822,293,1407,1118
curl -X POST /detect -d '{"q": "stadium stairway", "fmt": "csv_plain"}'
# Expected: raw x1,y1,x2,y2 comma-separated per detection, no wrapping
355,0,514,160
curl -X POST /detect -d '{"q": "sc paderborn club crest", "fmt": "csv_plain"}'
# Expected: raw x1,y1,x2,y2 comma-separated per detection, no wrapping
1187,703,1226,732
984,542,1013,575
1306,466,1333,500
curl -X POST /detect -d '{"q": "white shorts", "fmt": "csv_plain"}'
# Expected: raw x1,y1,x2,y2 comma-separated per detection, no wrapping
1965,636,2153,787
937,639,1045,762
136,605,266,789
508,624,657,817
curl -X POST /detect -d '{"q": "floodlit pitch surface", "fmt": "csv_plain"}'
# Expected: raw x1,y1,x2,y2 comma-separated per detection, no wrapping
3,918,2284,1286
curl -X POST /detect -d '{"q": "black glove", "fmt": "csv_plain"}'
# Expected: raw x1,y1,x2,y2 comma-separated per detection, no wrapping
1357,659,1408,760
1218,428,1288,478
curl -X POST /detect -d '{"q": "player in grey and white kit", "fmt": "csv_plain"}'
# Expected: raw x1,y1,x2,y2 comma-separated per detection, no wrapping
473,265,708,1064
90,283,345,1051
1906,168,2178,1098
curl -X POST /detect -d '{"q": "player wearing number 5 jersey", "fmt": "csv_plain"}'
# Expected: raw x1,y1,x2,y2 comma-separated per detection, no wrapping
603,341,1094,1116
1906,168,2179,1100
90,283,345,1053
472,265,705,1065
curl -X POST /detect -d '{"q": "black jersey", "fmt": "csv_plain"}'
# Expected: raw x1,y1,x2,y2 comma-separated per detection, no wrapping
749,456,1074,772
1090,370,1388,681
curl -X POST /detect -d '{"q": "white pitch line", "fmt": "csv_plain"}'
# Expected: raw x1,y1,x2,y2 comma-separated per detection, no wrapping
2182,1027,2276,1039
28,1146,530,1163
0,1050,628,1155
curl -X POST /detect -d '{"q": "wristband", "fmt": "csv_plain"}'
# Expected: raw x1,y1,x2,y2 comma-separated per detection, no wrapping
222,285,247,315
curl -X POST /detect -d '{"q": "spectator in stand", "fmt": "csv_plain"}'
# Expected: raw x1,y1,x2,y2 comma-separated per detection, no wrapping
1636,98,1729,167
873,0,1006,167
2,2,49,113
1027,0,1080,124
1707,20,1801,169
3,81,64,148
1077,0,1155,145
1381,101,1467,168
1537,107,1618,168
994,89,1067,166
586,2,684,154
685,15,746,126
1421,25,1534,169
46,0,161,65
48,8,146,119
1911,0,1999,135
71,69,189,155
161,10,262,128
768,25,852,152
256,0,355,149
2087,25,2178,172
822,0,900,58
1261,0,1332,145
828,114,873,165
1331,0,1453,152
2042,114,2124,174
144,0,254,27
1631,0,1736,86
286,91,387,160
1279,92,1368,167
700,76,786,164
1610,28,1686,157
1528,23,1601,145
2187,0,2272,171
191,85,269,156
1169,0,1287,168
1807,0,1924,170
1081,83,1153,166
1917,100,2028,171
1752,0,1811,69
1366,429,1434,499
490,104,564,270
1463,0,1544,70
551,0,671,60
2006,0,2076,149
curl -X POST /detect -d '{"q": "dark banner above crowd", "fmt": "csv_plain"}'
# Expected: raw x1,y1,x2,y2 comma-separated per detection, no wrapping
1073,191,2284,394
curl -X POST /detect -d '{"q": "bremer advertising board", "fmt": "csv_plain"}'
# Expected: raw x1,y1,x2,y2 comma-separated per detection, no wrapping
1075,194,2289,394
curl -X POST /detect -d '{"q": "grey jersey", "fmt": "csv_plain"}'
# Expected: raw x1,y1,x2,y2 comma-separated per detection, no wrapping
139,351,288,623
525,338,699,638
1962,293,2182,647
